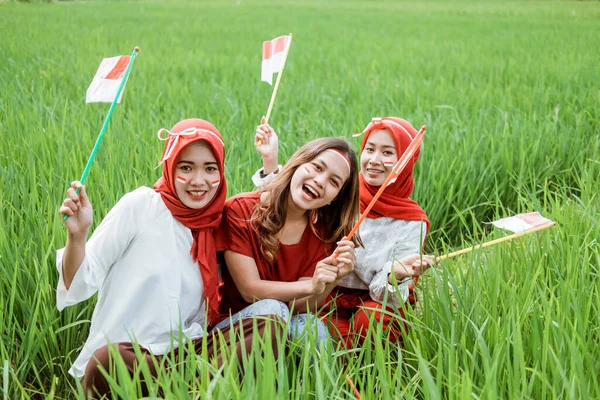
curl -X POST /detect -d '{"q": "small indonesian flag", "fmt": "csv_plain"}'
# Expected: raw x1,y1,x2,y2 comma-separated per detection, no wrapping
176,176,186,184
261,35,291,85
383,161,395,167
489,212,554,234
211,179,220,188
86,56,132,103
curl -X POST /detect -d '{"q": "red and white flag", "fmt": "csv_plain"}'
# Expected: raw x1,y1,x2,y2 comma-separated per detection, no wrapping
261,35,291,85
489,212,554,233
86,56,132,103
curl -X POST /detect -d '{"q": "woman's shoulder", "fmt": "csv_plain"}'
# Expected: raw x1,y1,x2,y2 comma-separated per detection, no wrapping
223,192,263,223
225,191,262,210
120,186,159,202
363,217,426,237
115,187,164,215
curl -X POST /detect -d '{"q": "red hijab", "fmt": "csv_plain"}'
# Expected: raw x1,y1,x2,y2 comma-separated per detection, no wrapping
358,117,430,234
153,118,226,326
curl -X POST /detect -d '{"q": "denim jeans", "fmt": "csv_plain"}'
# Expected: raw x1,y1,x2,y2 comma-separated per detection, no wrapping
212,299,331,349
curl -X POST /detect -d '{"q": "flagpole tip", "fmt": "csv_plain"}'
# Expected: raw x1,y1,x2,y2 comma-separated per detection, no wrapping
134,46,140,52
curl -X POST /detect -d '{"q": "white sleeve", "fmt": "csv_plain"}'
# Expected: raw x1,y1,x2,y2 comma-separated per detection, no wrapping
369,267,410,308
251,165,282,188
55,188,150,311
368,221,427,307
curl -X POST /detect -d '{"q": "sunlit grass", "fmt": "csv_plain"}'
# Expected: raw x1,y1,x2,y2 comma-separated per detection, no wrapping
0,0,598,398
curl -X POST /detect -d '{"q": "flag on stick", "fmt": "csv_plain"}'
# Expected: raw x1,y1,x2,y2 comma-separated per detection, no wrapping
64,46,139,221
261,35,292,85
86,55,134,103
256,34,293,147
488,212,554,233
437,212,556,261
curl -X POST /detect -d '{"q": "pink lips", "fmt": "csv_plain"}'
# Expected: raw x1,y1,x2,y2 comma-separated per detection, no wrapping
187,191,207,201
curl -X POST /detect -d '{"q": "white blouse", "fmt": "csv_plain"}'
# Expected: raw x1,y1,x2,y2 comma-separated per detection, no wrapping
251,167,427,309
338,217,427,308
56,187,206,378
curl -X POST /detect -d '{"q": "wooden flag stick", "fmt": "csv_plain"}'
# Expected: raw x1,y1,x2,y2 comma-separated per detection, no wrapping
436,222,556,261
344,125,426,240
264,33,293,124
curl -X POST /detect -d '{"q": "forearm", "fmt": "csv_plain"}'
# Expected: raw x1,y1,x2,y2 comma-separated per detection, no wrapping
61,233,87,289
290,281,337,314
374,268,408,308
241,278,314,303
262,155,279,175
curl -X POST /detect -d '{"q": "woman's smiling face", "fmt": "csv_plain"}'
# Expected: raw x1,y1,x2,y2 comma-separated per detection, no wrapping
360,129,398,186
174,142,221,209
289,149,350,211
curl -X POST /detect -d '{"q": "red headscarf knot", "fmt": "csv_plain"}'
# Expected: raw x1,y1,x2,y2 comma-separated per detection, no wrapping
153,118,226,326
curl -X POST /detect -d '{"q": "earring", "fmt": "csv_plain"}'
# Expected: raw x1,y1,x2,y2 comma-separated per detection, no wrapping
311,210,319,225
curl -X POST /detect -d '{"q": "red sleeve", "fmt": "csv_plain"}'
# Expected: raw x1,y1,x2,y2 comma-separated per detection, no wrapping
223,197,255,258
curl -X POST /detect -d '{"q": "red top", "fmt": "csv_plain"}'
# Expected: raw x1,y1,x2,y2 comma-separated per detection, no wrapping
218,192,333,318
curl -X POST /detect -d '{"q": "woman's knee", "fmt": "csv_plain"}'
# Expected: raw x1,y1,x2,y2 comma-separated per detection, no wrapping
85,345,112,377
290,314,331,347
83,344,117,397
253,299,290,322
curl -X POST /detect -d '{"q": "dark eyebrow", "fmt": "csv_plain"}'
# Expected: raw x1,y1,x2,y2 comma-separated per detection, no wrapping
315,158,343,183
366,141,395,150
177,160,219,166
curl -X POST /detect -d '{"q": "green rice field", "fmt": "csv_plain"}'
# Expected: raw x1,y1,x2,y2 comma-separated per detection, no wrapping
1,0,599,398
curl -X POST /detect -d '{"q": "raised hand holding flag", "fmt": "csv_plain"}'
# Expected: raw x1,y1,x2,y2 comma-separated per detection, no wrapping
64,46,139,220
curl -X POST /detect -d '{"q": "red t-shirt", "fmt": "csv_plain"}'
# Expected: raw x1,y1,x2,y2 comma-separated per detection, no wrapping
218,192,333,317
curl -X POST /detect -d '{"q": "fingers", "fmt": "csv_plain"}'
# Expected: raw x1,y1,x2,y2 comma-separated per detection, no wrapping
255,130,269,146
334,240,356,270
61,181,90,219
313,261,337,286
315,269,337,284
77,183,91,207
408,255,436,276
255,124,276,147
336,239,354,249
59,205,75,218
400,253,420,266
316,257,338,272
66,181,87,203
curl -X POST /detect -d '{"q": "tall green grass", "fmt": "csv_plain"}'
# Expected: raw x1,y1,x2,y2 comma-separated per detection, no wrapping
1,0,598,398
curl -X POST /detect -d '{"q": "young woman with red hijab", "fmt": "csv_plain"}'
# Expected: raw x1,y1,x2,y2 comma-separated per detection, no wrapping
57,119,283,397
253,117,435,348
216,138,361,348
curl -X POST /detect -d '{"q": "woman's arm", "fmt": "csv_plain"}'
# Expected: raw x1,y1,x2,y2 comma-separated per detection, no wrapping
254,123,279,174
225,241,355,310
56,186,148,310
251,123,282,187
366,220,429,307
59,182,93,289
224,250,316,303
